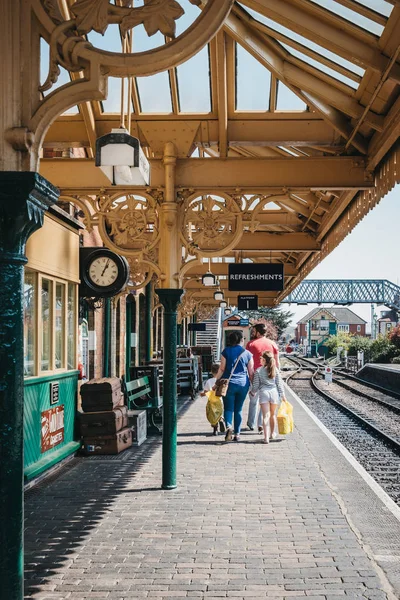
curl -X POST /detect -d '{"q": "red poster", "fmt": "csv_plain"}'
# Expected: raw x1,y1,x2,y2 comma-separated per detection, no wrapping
41,405,64,453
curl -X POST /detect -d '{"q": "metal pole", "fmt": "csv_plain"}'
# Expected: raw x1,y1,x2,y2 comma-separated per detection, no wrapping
156,289,183,489
103,298,111,377
145,282,152,363
0,173,57,600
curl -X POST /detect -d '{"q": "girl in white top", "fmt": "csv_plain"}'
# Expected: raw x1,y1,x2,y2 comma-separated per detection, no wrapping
250,351,286,444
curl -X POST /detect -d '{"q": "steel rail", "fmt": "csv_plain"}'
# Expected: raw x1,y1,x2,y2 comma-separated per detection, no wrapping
330,376,400,415
335,370,400,402
287,354,400,403
286,359,400,455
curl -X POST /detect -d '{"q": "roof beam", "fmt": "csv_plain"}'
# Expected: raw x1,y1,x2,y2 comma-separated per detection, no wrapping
184,263,299,277
295,89,368,154
40,156,373,190
242,0,400,82
225,12,384,131
45,116,339,147
215,32,228,158
208,232,320,252
276,197,322,224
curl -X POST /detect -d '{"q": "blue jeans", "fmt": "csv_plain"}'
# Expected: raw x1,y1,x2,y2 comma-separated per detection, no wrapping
247,391,263,429
223,382,250,434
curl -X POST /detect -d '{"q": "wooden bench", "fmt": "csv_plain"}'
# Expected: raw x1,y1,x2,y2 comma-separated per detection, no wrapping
122,376,162,434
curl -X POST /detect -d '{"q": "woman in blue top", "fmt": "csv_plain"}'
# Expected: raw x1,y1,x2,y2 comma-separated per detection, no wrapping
215,331,254,442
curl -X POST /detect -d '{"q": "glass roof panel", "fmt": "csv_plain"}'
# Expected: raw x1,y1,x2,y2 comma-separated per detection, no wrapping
308,0,384,36
239,5,365,76
281,44,358,89
355,0,393,17
101,77,122,113
236,44,271,111
177,45,211,113
276,82,307,111
137,72,172,113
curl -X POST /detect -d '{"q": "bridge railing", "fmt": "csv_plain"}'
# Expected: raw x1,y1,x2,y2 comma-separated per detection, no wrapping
283,279,400,311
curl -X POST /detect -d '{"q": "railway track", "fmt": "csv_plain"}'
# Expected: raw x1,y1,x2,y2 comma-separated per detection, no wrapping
285,358,400,505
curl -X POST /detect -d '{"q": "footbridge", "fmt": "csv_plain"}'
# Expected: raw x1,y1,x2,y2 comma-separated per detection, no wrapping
283,279,400,311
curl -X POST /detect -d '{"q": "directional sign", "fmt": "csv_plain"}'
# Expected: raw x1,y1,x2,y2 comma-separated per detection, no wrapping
188,323,207,332
237,295,258,310
324,365,333,383
226,318,249,327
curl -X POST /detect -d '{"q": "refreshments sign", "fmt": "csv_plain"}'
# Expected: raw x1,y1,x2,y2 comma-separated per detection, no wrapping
228,263,284,291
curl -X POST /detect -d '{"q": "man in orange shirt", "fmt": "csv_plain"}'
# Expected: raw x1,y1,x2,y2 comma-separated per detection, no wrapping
246,323,280,431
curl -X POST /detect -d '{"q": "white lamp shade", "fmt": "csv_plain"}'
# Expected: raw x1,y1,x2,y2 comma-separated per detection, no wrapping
96,129,150,186
224,308,231,315
219,301,227,308
202,272,216,286
214,291,224,301
100,143,135,166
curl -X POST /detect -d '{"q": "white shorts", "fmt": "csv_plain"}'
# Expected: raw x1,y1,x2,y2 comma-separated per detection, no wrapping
258,389,280,405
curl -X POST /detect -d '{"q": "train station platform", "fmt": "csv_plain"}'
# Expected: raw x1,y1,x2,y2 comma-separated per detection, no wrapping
24,388,400,600
357,363,400,395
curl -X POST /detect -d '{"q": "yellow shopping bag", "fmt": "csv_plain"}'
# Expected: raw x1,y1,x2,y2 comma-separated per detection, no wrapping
205,390,224,426
277,400,294,435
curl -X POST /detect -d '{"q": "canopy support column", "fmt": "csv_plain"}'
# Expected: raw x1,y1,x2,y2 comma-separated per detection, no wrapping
145,281,152,363
156,142,183,489
156,289,183,489
0,172,58,600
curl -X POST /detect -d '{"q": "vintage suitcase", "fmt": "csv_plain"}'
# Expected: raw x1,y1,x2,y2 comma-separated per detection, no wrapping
82,427,132,455
79,406,128,436
80,377,122,412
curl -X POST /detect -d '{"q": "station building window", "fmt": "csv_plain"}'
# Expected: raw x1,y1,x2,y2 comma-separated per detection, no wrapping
24,269,77,377
23,271,36,376
338,324,349,333
41,278,52,371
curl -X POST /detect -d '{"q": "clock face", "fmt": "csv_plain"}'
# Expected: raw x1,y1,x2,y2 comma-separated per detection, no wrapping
88,256,119,287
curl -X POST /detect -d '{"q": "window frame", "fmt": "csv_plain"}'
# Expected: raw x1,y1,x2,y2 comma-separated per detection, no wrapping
24,269,78,379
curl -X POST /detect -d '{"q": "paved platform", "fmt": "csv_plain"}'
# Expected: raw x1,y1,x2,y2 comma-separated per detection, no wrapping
24,389,400,600
357,363,400,395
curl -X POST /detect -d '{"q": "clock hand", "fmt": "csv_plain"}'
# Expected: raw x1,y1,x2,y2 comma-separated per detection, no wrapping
101,259,110,277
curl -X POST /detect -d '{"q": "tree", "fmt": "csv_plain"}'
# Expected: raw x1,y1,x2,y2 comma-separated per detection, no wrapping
325,332,353,355
370,334,398,363
248,317,278,340
389,324,400,349
243,306,294,338
347,336,372,356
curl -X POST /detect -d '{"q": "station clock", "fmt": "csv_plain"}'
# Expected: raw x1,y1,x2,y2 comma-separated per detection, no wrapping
79,247,130,298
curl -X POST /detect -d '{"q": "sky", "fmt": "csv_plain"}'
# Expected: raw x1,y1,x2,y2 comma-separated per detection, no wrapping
285,185,400,328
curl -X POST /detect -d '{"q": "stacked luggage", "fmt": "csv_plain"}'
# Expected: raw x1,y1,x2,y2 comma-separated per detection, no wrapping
79,377,132,455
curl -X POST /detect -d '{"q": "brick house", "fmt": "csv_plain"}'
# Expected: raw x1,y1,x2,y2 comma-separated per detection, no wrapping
377,309,399,336
295,307,367,350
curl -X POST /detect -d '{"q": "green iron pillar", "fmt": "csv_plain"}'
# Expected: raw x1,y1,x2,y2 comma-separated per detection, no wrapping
156,289,183,489
0,172,58,600
145,282,152,363
103,297,111,377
